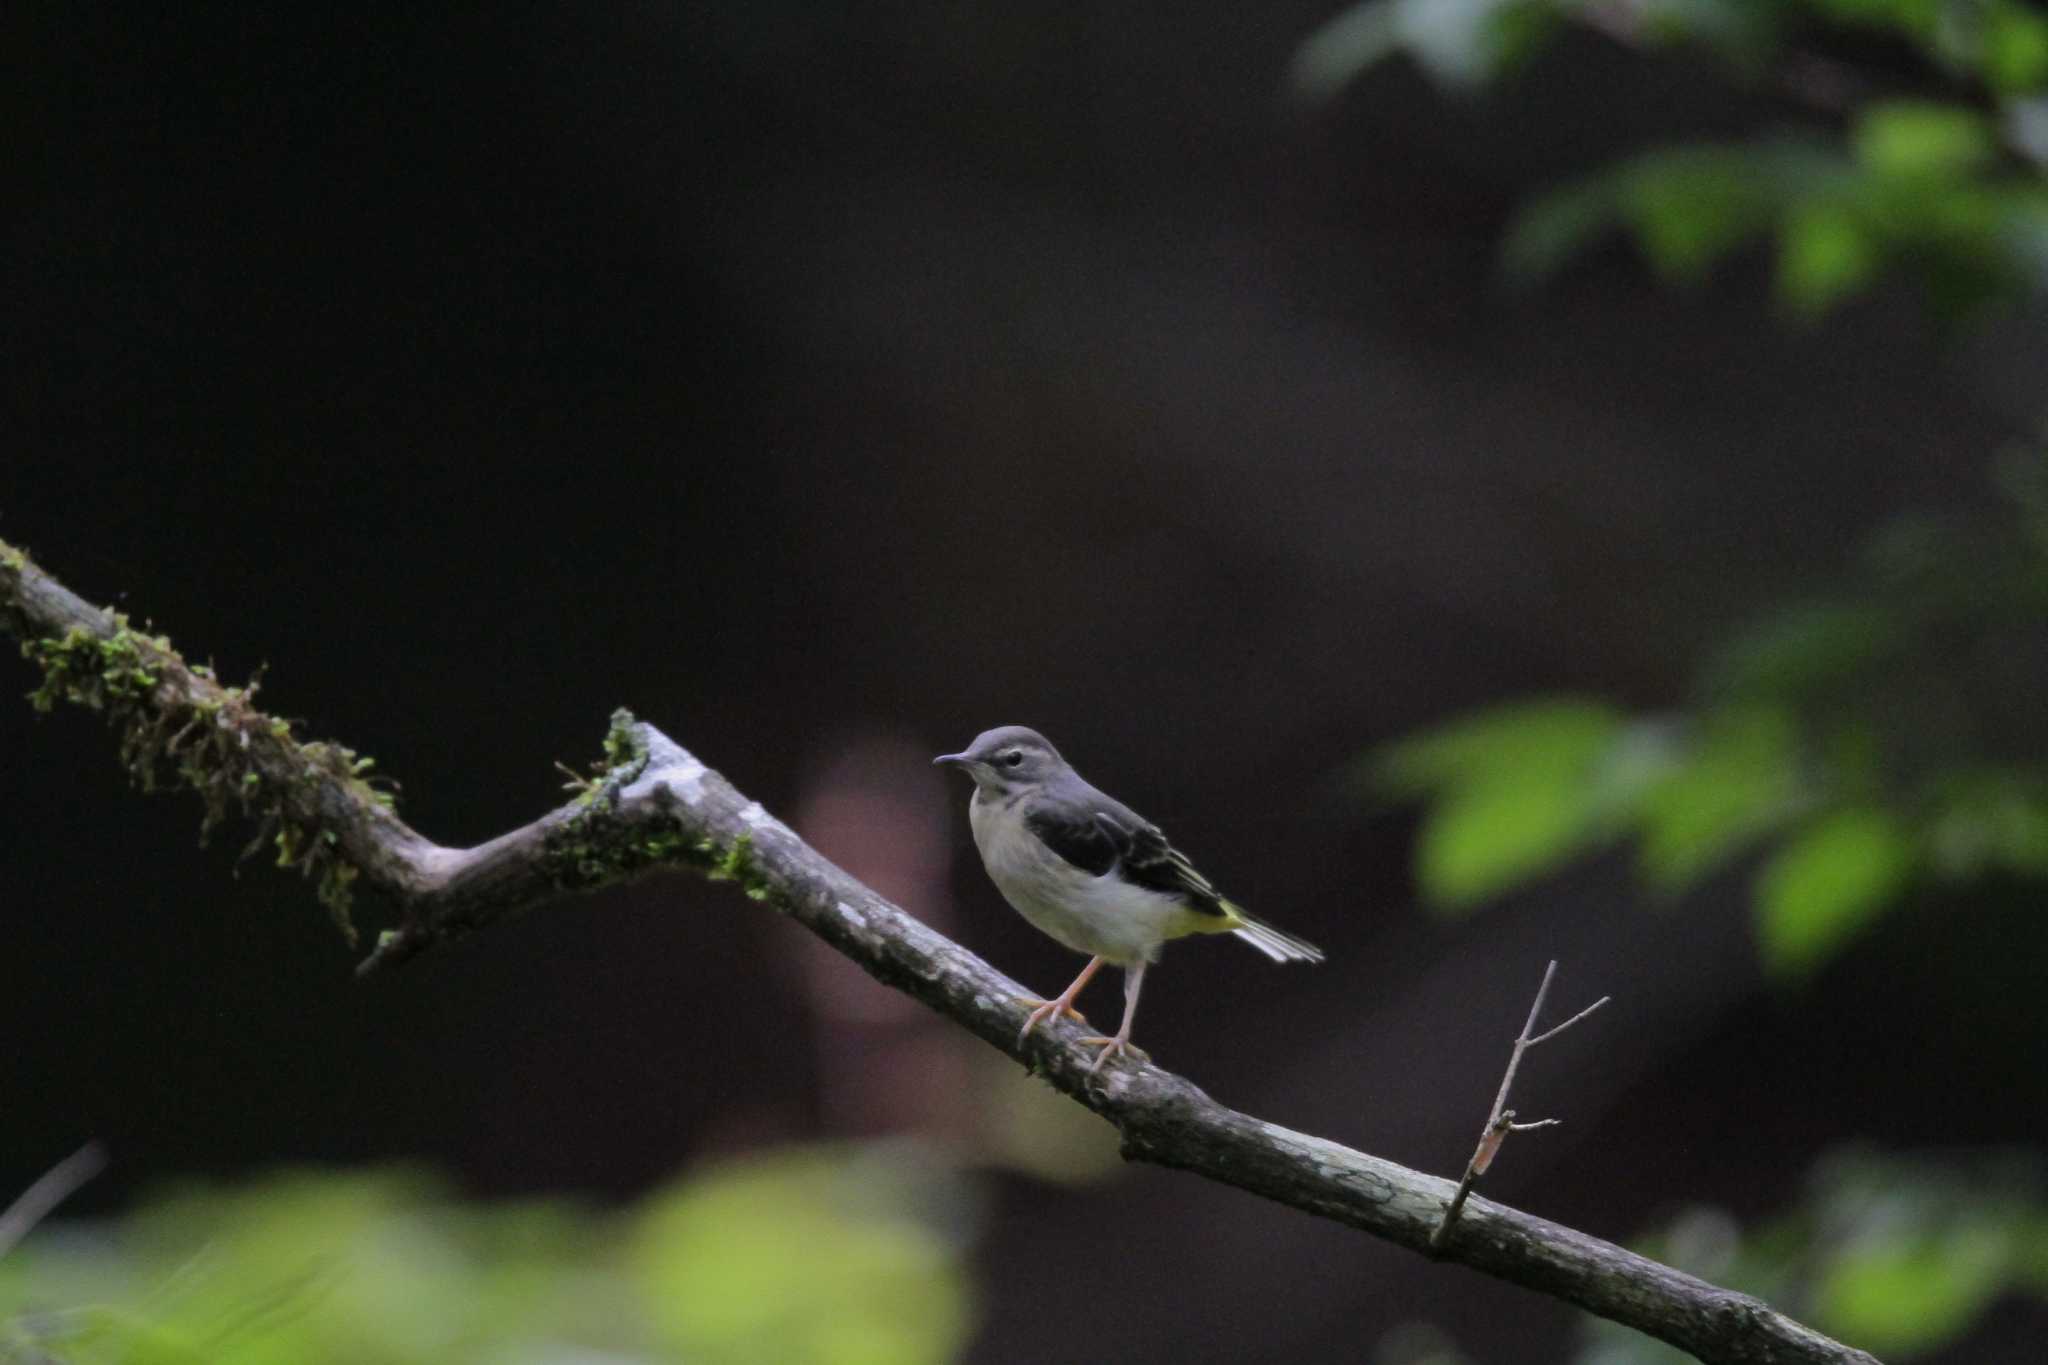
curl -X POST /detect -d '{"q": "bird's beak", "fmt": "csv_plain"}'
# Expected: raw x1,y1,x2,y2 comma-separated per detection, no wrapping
932,752,971,770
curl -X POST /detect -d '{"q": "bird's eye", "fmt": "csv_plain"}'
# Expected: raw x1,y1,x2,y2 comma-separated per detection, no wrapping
1002,750,1024,767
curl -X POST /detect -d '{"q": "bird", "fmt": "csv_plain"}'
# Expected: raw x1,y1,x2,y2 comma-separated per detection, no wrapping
934,725,1322,1076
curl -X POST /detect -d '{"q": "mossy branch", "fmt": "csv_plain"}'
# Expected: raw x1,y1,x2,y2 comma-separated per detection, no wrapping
3,540,417,944
1,537,1880,1365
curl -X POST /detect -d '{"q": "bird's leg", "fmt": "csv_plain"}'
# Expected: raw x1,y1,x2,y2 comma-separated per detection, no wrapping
1083,960,1150,1075
1017,956,1105,1043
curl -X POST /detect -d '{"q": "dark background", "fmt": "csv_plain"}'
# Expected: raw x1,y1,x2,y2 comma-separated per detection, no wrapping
8,5,2045,1361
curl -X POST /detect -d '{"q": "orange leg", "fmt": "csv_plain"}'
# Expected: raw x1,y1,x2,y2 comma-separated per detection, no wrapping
1018,956,1106,1043
1082,960,1149,1076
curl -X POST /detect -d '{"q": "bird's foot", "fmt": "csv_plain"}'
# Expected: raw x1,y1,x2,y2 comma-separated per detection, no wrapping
1080,1035,1149,1075
1016,995,1089,1043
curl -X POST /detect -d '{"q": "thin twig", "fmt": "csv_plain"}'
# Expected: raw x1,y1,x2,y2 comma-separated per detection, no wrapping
0,1143,107,1259
1431,961,1609,1252
1530,994,1611,1046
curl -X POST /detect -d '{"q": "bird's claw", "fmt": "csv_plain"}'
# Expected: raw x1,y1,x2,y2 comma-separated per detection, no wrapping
1016,995,1089,1044
1079,1035,1148,1075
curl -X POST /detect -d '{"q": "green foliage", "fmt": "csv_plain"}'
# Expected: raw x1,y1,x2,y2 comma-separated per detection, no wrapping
1635,705,1801,889
1368,457,2048,974
1294,0,2048,318
1925,767,2048,877
0,1148,976,1365
1370,699,1637,907
1753,806,1914,976
1573,1149,2048,1361
1293,0,2048,98
634,1147,974,1365
1503,118,2048,318
1617,145,1808,282
1704,602,1900,703
1853,102,1996,178
1984,4,2048,92
1776,199,1881,316
1373,695,1823,946
1288,0,1555,97
1403,1149,2048,1362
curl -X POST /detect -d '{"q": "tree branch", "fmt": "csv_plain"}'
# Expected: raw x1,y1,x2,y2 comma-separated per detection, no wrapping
1,538,1881,1365
0,1144,107,1260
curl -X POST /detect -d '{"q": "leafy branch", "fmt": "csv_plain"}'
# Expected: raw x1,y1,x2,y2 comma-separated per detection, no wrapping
1292,0,2048,317
1367,458,2048,975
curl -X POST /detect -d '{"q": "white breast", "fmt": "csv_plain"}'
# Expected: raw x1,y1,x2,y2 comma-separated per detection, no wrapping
968,791,1183,965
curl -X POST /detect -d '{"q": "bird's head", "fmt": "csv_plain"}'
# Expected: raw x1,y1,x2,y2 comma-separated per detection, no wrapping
933,726,1066,794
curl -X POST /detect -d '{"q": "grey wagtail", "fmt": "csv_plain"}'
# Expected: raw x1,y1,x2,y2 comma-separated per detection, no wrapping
936,726,1322,1075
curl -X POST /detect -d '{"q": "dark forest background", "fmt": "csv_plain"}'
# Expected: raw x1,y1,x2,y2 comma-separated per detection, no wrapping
7,4,2048,1362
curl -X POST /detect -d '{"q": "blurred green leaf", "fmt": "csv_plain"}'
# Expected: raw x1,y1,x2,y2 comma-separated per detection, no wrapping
1707,603,1900,704
1629,0,1786,63
1377,698,1637,908
1853,101,1995,179
1571,1150,2048,1363
1,1149,978,1365
1808,0,1939,41
1304,0,2048,316
15,1168,502,1364
2021,1216,2048,1290
1927,770,2048,877
1985,2,2048,92
1376,697,1626,795
1777,201,1881,316
1804,1149,2043,1354
1620,149,1781,280
1753,806,1915,975
1638,708,1802,890
1502,179,1624,285
1816,1224,2012,1354
1367,457,2048,966
1415,771,1612,907
634,1146,973,1365
1490,117,2047,315
1486,0,1560,75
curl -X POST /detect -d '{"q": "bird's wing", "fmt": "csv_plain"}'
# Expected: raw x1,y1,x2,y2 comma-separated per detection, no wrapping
1025,797,1230,918
1020,800,1122,877
1104,813,1232,916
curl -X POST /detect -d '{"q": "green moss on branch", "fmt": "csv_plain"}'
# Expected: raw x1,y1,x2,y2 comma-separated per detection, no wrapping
4,539,393,946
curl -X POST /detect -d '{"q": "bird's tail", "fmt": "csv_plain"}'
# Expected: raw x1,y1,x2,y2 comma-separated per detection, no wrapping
1223,905,1325,964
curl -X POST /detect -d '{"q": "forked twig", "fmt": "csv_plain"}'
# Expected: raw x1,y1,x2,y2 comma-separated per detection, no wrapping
1431,961,1609,1251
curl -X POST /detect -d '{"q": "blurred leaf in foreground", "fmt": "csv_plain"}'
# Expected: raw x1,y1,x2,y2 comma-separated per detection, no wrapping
634,1144,975,1365
1572,1149,2048,1362
0,1145,978,1365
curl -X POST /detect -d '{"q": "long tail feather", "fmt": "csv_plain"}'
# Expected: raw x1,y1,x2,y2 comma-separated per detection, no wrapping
1226,908,1325,964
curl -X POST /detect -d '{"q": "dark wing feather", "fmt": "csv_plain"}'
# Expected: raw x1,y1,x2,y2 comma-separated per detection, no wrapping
1104,813,1231,916
1023,802,1230,919
1022,803,1122,877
